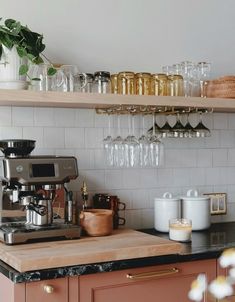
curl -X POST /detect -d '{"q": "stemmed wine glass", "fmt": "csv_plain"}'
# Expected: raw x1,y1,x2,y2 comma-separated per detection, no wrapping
123,112,139,167
149,114,164,167
193,112,211,138
139,114,150,167
103,113,114,166
113,114,125,167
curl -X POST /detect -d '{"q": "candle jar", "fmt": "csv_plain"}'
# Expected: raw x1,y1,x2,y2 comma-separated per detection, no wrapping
151,73,168,96
169,218,192,242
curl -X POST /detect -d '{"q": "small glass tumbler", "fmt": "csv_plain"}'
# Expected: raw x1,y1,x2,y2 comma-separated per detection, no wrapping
169,218,192,242
117,71,135,95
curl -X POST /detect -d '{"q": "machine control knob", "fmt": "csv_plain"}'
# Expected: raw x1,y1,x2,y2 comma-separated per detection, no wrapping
43,285,54,294
16,165,23,173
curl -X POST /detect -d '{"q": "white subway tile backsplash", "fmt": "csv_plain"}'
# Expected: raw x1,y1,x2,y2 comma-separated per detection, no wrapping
197,149,213,167
204,130,220,148
105,169,123,190
1,107,235,226
220,130,235,148
85,128,104,149
0,106,11,126
54,108,75,127
76,149,95,170
34,108,55,126
213,113,228,130
65,128,85,148
12,107,34,126
23,127,43,148
212,149,228,167
0,126,22,139
165,149,197,168
75,109,94,128
122,169,141,189
228,113,235,130
43,127,65,148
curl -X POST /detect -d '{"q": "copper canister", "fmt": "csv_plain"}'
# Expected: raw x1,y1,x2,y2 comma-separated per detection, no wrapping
151,73,168,96
135,72,152,95
167,74,184,96
111,74,118,94
117,71,135,95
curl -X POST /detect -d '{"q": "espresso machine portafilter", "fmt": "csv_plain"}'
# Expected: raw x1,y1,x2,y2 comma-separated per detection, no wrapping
0,139,81,244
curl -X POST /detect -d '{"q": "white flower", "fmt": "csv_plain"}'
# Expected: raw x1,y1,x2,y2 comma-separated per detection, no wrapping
188,274,207,301
208,276,233,300
229,267,235,280
219,249,235,268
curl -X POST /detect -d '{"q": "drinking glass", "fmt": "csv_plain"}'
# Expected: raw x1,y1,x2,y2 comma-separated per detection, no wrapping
49,68,68,92
123,114,139,167
149,114,164,167
113,115,125,167
139,115,150,167
180,61,194,97
193,112,211,137
60,65,88,92
171,113,185,138
198,62,211,97
103,114,114,166
28,63,51,91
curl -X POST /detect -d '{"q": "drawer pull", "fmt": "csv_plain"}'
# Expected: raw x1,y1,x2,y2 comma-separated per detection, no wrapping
43,285,54,294
126,267,179,280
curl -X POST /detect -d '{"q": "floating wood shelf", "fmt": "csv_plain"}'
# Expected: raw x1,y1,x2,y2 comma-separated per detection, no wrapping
0,89,235,112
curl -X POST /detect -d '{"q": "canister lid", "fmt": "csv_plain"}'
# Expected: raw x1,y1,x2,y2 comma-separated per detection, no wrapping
154,192,180,202
181,189,209,201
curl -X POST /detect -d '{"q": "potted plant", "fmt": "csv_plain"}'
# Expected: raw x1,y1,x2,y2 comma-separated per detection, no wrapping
0,17,55,87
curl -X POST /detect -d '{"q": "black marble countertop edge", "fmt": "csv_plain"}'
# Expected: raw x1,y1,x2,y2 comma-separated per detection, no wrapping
1,221,235,283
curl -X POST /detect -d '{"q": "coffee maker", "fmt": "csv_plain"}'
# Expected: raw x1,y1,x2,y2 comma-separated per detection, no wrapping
0,139,81,244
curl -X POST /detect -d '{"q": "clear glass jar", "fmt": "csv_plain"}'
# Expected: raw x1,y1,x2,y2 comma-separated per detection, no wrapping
117,71,135,95
80,73,94,93
92,71,111,94
135,72,151,95
151,74,168,96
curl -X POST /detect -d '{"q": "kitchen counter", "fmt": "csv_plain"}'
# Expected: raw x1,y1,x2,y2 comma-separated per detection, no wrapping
0,222,234,283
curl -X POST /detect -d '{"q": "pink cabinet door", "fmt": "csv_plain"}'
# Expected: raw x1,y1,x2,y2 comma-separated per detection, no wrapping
80,259,216,302
0,273,25,302
26,277,69,302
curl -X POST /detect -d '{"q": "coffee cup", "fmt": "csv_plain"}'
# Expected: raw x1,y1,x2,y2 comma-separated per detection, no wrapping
79,209,113,236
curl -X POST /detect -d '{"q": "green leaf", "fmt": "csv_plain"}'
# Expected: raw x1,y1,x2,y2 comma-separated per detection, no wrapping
0,44,2,60
31,77,41,81
5,19,17,29
0,32,14,49
16,46,27,58
47,67,57,76
19,64,29,75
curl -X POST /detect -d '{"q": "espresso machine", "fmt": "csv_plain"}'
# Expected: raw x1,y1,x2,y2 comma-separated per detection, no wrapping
0,139,81,244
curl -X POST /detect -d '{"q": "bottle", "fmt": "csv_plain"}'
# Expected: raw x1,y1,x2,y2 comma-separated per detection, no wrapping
92,71,111,94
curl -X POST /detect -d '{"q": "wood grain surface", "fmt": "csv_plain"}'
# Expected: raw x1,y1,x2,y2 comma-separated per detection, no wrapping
0,229,182,272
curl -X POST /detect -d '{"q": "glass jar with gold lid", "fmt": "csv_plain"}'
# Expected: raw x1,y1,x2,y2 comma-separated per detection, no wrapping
151,74,168,96
135,72,152,95
117,71,135,95
167,74,184,96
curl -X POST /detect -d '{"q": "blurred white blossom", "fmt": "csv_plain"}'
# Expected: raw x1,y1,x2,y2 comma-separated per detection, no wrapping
208,276,233,300
219,248,235,268
189,248,235,301
188,274,207,301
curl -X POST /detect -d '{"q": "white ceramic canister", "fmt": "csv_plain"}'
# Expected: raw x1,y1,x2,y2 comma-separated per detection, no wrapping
182,189,210,231
154,192,181,232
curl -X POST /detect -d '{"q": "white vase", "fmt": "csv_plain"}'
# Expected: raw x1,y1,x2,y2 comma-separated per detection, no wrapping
0,45,26,82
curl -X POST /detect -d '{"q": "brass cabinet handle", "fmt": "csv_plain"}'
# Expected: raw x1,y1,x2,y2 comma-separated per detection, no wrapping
126,267,179,280
43,285,54,294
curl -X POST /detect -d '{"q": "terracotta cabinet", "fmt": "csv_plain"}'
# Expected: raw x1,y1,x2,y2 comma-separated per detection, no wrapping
80,259,216,302
0,274,79,302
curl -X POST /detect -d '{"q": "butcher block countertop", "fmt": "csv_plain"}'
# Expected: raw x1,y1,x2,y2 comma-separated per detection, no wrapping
0,228,182,273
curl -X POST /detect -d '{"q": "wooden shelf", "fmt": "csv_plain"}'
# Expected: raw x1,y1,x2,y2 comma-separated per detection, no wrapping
0,89,235,112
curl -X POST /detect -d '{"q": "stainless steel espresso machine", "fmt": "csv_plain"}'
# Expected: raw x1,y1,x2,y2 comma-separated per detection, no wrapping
0,139,81,244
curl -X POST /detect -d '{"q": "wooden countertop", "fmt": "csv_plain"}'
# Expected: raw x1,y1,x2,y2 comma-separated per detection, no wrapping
0,229,182,273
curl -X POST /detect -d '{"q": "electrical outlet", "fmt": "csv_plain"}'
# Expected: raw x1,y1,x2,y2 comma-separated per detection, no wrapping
203,193,227,215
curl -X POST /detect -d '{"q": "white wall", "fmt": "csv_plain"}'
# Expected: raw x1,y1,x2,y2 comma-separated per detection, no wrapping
2,0,235,77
